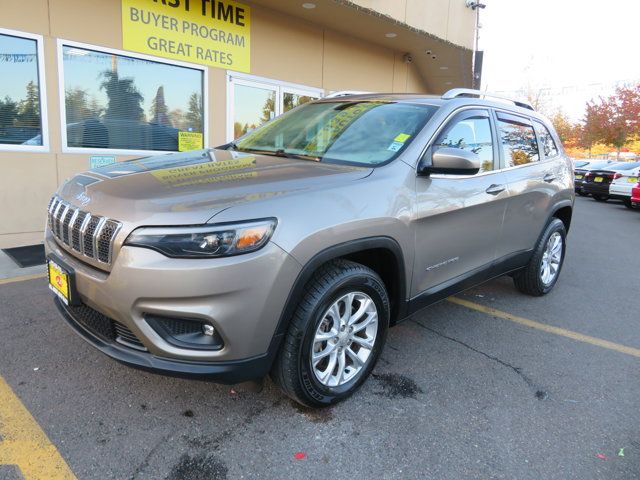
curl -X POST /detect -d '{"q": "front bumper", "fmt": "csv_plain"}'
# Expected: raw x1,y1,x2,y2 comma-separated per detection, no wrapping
55,297,272,383
45,228,302,377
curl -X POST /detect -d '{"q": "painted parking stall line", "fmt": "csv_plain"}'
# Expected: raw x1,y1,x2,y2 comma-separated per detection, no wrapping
0,273,46,286
448,297,640,359
0,375,76,479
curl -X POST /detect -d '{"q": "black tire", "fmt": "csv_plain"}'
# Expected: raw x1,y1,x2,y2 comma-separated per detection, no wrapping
271,259,389,407
577,189,588,197
623,198,634,209
592,194,609,202
513,218,567,296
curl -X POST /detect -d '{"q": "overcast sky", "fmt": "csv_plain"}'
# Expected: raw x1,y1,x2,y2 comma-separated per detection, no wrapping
479,0,639,121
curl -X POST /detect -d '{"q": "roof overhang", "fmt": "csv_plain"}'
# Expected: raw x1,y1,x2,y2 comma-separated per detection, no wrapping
247,0,474,93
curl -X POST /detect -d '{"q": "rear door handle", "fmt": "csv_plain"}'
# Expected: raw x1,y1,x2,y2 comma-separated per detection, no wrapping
543,173,557,183
485,184,506,195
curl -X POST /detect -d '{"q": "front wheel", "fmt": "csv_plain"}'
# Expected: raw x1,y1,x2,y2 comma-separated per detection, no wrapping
513,218,567,296
271,259,389,407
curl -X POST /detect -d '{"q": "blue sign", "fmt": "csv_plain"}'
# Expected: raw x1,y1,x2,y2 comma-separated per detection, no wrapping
90,156,116,169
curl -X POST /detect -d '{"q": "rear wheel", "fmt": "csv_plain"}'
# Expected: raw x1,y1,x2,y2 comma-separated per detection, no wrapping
271,259,389,407
577,190,588,197
592,194,609,202
513,218,566,296
623,198,634,209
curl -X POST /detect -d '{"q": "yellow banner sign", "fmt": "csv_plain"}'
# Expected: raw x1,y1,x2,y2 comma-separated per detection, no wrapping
122,0,250,72
178,131,203,151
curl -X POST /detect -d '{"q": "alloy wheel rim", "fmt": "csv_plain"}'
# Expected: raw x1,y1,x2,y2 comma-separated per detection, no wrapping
311,292,378,387
540,232,562,285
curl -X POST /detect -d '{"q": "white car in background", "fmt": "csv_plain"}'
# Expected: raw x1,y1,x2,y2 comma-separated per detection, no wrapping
609,161,640,208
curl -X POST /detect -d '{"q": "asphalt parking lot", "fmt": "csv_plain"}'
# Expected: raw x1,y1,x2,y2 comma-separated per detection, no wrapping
0,196,638,480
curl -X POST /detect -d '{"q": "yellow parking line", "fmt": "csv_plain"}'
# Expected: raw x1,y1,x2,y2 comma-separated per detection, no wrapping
448,297,640,359
0,273,46,286
0,375,76,479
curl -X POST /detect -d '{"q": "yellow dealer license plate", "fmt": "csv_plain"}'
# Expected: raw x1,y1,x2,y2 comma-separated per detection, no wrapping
628,177,638,183
575,174,583,179
594,176,604,183
48,259,71,305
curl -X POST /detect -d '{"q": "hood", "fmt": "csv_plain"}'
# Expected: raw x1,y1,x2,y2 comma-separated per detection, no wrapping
57,149,372,225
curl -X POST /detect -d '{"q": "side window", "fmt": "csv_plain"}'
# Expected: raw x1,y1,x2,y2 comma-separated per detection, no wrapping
535,122,559,158
434,114,494,173
497,118,539,167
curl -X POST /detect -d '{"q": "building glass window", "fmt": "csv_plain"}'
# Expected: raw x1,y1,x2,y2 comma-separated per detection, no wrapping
283,91,317,113
61,44,205,152
435,115,494,173
233,83,276,138
497,119,540,167
0,31,45,148
228,73,322,141
535,121,559,158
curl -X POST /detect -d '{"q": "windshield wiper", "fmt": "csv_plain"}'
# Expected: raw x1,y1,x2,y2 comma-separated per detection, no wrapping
230,147,321,162
273,149,321,162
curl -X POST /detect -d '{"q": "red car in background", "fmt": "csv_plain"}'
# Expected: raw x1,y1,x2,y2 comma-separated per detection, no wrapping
632,182,640,207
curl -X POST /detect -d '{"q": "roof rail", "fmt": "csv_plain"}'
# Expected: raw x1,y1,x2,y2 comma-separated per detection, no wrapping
324,90,371,98
441,88,534,111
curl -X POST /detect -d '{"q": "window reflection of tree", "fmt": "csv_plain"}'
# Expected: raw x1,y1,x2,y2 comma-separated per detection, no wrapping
498,121,539,166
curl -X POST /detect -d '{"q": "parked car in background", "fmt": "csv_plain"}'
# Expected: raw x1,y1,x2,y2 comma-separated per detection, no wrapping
631,182,640,208
573,160,590,169
582,161,640,202
609,162,640,208
574,160,617,196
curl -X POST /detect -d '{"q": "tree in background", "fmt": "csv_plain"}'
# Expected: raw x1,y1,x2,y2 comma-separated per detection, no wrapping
0,96,18,129
579,83,640,158
150,86,171,126
100,71,144,122
259,95,276,125
185,92,203,132
551,110,579,149
169,108,186,131
16,81,40,127
65,88,103,124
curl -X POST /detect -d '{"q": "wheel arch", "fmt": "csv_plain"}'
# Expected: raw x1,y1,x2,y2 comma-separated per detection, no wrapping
269,237,407,358
551,201,573,232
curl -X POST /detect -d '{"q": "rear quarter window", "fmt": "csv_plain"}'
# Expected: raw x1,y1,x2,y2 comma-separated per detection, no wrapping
534,122,559,159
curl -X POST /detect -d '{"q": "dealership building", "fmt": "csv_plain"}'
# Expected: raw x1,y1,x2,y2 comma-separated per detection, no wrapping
0,0,475,249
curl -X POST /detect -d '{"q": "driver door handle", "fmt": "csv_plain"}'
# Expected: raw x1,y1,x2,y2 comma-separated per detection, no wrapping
543,173,557,183
486,184,506,195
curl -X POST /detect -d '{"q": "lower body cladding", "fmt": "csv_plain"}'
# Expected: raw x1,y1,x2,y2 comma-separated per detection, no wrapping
44,229,302,383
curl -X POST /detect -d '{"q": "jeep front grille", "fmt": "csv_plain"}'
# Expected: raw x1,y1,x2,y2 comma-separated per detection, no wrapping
48,196,122,266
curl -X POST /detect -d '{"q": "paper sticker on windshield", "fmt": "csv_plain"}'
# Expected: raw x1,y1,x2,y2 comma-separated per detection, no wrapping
388,141,404,152
394,133,411,143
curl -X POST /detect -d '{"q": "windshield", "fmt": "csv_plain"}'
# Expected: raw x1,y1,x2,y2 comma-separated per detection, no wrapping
584,161,615,170
232,101,438,166
610,161,640,170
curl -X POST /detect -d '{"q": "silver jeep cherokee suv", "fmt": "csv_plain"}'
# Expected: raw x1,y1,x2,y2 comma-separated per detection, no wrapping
46,89,574,407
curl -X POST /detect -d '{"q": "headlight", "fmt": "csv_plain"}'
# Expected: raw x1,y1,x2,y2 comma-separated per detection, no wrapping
124,219,277,258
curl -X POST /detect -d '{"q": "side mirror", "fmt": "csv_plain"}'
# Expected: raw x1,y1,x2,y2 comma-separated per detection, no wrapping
418,147,481,176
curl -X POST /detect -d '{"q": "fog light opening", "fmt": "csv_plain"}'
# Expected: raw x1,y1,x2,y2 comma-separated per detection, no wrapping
202,324,215,337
